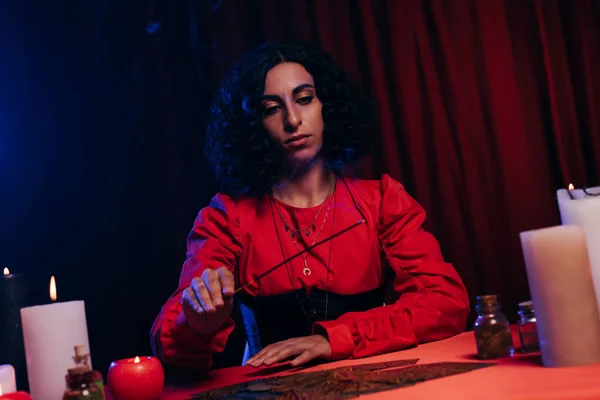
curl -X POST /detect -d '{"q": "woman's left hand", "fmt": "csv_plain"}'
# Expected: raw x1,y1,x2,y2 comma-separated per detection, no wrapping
246,334,332,367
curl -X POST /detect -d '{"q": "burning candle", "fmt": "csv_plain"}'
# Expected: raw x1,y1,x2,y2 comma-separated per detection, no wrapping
0,269,28,391
20,276,91,400
107,356,164,400
556,184,600,311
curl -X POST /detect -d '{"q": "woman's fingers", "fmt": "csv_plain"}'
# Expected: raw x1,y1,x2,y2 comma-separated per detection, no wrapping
263,345,298,365
192,276,215,312
247,339,302,367
290,349,317,366
246,335,331,368
202,269,224,307
217,267,235,296
182,286,204,314
182,268,236,336
199,267,234,310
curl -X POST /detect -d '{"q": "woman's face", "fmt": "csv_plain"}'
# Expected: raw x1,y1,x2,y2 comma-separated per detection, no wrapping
260,62,324,168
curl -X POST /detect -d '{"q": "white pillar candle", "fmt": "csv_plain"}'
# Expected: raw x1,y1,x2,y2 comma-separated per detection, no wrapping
520,225,600,367
20,300,91,400
557,186,600,311
0,364,17,395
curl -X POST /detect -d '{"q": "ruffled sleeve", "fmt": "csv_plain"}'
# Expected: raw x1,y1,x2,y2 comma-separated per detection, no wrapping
314,174,469,360
150,193,243,369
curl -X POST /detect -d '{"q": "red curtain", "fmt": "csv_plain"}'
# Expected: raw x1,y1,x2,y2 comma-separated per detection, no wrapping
192,0,600,319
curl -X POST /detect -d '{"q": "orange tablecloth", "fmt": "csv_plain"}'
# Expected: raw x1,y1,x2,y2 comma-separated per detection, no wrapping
136,328,600,399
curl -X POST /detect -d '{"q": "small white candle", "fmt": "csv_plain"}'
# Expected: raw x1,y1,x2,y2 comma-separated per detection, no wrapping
557,185,600,311
0,364,17,395
520,225,600,367
20,276,91,400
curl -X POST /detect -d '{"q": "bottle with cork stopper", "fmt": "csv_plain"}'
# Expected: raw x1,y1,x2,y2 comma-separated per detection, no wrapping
62,345,105,400
517,300,540,353
473,294,514,359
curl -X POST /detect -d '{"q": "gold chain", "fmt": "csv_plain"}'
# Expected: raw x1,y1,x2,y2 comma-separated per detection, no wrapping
272,177,336,239
272,178,337,276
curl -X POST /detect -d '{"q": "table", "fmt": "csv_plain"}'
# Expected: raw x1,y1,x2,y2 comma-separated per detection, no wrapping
122,328,600,399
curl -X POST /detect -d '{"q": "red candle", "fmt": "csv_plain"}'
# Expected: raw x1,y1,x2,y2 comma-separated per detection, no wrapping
107,356,164,400
0,392,32,400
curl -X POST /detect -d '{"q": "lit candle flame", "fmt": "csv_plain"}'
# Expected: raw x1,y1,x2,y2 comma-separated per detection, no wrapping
3,267,9,276
134,356,140,363
50,276,57,301
0,384,3,395
568,183,575,191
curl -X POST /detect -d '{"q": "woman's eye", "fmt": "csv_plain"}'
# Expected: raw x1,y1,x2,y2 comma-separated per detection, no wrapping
297,96,313,105
262,105,280,116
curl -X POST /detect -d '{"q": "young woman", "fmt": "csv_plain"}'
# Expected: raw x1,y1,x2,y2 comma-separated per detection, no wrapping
151,41,469,370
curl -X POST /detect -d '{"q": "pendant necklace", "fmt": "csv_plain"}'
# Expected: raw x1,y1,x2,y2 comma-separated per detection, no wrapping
272,177,336,276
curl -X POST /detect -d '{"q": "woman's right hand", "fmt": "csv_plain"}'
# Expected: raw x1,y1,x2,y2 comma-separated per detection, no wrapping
182,267,235,336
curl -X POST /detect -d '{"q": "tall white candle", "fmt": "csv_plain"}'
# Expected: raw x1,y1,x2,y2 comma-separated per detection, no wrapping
520,225,600,367
0,364,17,395
20,277,91,400
557,185,600,311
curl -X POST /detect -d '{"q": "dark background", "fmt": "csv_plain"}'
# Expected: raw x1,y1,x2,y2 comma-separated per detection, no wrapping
1,0,599,383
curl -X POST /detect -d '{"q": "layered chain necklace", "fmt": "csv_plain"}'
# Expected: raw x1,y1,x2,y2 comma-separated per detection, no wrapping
271,177,337,277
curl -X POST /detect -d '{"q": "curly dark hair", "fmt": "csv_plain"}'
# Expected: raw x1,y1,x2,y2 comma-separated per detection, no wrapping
205,41,374,195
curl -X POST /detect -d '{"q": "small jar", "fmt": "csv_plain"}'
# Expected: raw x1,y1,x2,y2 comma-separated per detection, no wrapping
517,300,539,353
474,294,514,359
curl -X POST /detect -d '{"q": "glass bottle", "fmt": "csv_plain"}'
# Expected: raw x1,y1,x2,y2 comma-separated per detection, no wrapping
517,300,539,353
473,294,514,359
62,345,105,400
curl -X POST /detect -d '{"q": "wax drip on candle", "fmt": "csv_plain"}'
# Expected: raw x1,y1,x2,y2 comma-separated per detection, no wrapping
568,183,575,199
50,276,57,301
3,267,9,276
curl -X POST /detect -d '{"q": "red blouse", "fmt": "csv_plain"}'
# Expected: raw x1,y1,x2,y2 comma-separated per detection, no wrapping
150,174,469,369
